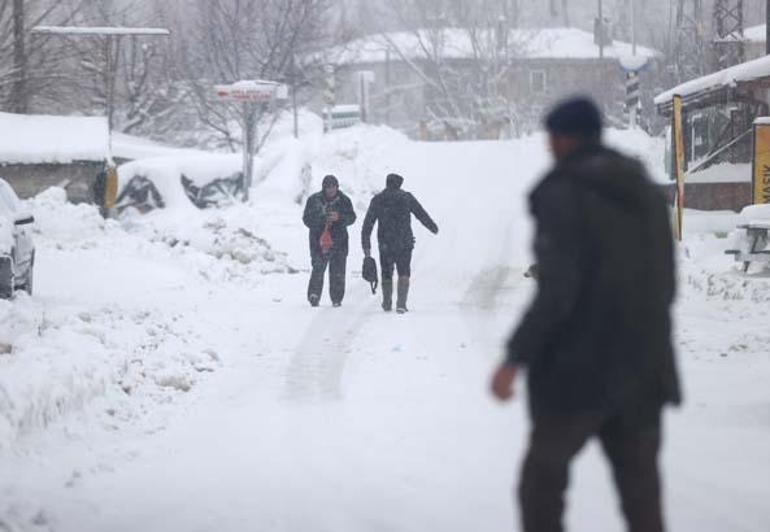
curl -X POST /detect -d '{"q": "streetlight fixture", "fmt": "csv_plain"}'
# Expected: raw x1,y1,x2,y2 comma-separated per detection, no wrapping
31,25,171,209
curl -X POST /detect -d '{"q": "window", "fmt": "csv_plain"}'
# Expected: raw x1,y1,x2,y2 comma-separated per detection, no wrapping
529,70,547,94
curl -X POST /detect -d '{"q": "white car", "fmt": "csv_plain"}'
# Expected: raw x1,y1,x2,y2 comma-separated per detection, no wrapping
0,178,35,298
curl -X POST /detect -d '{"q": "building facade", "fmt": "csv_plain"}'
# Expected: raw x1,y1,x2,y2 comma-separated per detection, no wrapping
319,27,659,139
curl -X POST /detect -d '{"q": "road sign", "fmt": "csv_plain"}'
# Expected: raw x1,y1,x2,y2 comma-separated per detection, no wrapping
215,80,289,102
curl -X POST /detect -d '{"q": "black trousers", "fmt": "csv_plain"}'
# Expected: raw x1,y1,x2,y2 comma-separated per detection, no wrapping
308,248,347,304
519,404,664,532
379,247,413,279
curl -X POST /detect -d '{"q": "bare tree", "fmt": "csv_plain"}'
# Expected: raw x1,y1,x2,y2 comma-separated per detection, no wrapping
181,0,331,152
0,0,87,113
379,0,525,139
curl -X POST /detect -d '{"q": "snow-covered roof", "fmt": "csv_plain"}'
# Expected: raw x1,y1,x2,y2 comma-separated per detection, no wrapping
0,112,108,165
326,27,659,66
654,54,770,106
740,24,765,43
32,25,170,36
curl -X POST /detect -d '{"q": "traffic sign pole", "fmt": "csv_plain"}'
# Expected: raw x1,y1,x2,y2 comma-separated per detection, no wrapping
214,80,288,201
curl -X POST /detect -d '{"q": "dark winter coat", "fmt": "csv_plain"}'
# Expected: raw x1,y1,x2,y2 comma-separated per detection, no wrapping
506,144,681,414
361,187,438,254
302,190,356,256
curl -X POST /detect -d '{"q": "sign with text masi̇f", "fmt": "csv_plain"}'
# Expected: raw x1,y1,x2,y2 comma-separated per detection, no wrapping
753,119,770,205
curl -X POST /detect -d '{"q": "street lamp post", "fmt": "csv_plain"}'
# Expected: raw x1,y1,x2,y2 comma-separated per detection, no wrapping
31,25,170,211
31,26,171,160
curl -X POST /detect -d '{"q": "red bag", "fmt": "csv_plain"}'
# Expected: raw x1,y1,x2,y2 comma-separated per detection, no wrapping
319,224,333,254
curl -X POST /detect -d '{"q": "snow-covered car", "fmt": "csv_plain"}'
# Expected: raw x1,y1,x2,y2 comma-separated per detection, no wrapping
115,155,244,214
115,140,310,214
0,178,35,298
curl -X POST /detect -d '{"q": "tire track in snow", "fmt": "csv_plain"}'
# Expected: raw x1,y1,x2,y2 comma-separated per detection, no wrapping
282,288,372,402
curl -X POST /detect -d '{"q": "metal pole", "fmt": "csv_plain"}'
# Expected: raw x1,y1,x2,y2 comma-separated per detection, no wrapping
12,0,26,114
292,54,299,138
385,49,391,125
630,0,638,129
766,0,770,55
242,102,255,201
359,72,366,123
105,36,117,162
598,0,605,59
630,74,638,130
631,0,637,56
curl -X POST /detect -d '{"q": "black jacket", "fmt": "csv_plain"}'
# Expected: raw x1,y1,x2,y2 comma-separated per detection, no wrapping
507,144,681,413
361,187,438,254
302,190,356,255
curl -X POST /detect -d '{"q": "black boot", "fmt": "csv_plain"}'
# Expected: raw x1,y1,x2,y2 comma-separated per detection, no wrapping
381,278,393,311
396,277,409,314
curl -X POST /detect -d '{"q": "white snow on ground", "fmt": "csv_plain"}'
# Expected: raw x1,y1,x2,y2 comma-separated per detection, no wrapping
605,128,669,184
1,124,769,532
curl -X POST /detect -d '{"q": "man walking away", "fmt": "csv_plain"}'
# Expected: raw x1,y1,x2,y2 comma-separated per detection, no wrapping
361,173,438,313
302,174,356,307
490,97,681,532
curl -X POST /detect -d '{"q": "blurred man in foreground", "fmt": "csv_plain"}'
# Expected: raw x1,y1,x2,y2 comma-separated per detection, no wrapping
491,97,681,532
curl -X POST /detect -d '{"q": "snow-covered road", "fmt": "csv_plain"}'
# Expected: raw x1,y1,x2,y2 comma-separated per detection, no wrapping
2,128,769,532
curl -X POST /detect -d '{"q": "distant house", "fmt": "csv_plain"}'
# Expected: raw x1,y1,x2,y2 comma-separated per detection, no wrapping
0,112,108,202
318,27,660,139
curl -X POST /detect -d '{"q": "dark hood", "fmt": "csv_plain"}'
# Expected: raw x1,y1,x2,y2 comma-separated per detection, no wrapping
555,144,655,213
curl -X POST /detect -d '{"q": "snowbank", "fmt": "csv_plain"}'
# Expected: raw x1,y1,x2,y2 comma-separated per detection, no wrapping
312,124,411,198
0,112,107,165
0,184,304,450
112,133,207,161
605,128,668,184
0,295,219,448
0,192,227,450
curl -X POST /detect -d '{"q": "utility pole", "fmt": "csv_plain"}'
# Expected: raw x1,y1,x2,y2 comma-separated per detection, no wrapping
31,26,170,212
713,0,744,69
291,54,299,138
31,26,171,160
385,49,391,126
631,0,637,56
11,0,27,114
674,0,705,82
599,0,604,59
766,0,770,55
